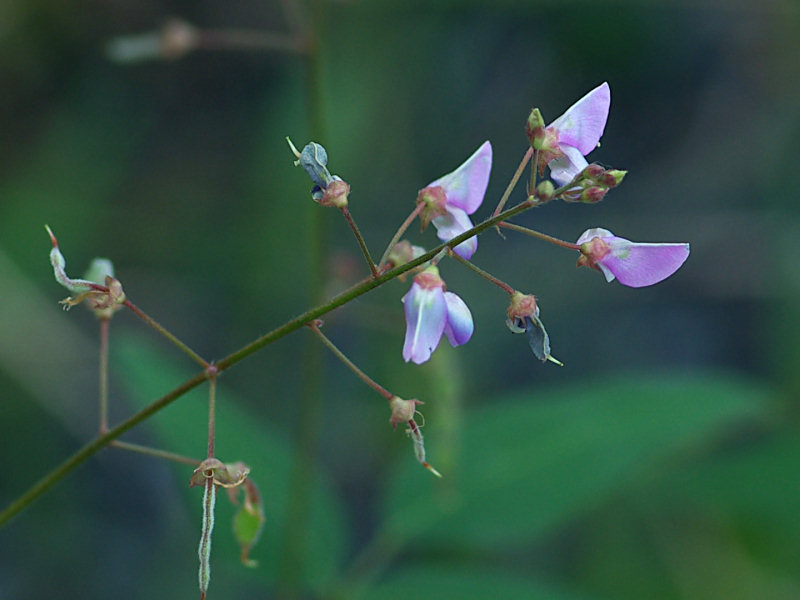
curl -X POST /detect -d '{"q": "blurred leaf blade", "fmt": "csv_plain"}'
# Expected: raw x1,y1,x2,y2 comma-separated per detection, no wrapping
382,372,773,549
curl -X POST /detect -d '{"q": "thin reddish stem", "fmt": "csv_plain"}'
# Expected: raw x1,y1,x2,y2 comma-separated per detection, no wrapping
378,203,424,268
493,147,533,217
498,221,581,250
448,250,515,295
307,321,393,400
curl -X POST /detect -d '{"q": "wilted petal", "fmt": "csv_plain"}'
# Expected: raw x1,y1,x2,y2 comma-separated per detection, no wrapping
402,283,447,364
548,82,610,155
525,314,552,363
442,291,473,347
426,141,492,214
601,239,691,288
548,145,588,187
432,206,478,259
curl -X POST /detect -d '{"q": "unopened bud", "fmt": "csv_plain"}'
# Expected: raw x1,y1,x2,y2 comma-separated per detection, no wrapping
535,180,555,202
581,163,605,181
601,169,626,188
525,108,547,149
580,186,607,204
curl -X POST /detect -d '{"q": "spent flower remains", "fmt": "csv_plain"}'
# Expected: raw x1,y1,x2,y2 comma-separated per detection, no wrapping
40,82,690,597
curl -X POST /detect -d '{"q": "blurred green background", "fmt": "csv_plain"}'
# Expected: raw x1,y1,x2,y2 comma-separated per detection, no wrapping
2,0,800,598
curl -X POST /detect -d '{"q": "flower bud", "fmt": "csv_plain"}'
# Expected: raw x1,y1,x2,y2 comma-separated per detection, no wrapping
525,108,547,149
579,186,607,204
535,180,555,203
580,163,606,181
601,169,626,188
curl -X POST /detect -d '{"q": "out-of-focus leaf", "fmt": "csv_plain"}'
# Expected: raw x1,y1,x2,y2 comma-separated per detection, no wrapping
642,428,800,568
231,479,266,567
382,373,770,549
355,564,600,600
112,335,348,593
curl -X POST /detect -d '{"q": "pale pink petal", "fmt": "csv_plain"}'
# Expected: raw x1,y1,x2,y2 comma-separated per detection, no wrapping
602,239,690,288
427,141,492,214
548,145,588,187
548,82,610,155
576,227,613,245
442,291,474,347
432,206,478,259
402,283,446,364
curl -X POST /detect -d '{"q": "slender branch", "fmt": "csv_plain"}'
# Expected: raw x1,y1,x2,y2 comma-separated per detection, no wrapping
340,207,379,278
377,203,424,268
207,369,218,459
529,147,540,194
493,147,532,217
98,318,110,434
307,321,393,400
448,250,515,295
498,221,581,250
0,196,539,529
110,440,200,466
123,299,210,368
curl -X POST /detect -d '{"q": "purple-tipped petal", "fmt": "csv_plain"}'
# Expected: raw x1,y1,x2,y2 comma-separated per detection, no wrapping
402,284,446,364
601,240,691,288
426,141,492,214
443,291,474,347
432,206,478,259
548,82,610,155
548,145,589,187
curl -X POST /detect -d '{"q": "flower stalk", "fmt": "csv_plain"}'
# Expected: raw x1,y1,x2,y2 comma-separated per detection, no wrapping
307,321,393,400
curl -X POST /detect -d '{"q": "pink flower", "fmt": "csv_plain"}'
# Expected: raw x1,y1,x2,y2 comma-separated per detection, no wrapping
577,227,690,288
540,83,610,187
417,141,492,260
402,265,474,364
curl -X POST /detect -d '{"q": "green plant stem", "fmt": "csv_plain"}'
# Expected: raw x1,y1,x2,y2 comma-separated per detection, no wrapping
207,371,217,459
0,189,538,530
277,4,326,594
307,322,393,400
498,221,581,250
110,440,200,466
529,147,540,194
98,317,110,434
123,299,210,368
377,203,424,268
448,250,515,295
493,146,532,217
340,207,379,278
